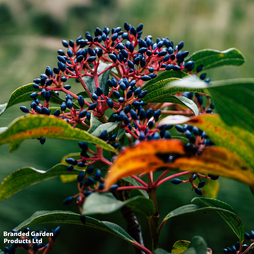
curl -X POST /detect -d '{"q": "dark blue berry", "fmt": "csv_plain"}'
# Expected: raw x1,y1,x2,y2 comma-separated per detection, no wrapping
200,73,207,80
107,98,114,108
198,181,205,188
65,158,77,165
113,90,121,98
87,56,97,62
63,196,74,205
39,138,46,144
175,125,184,133
141,75,151,81
171,178,182,184
195,188,202,196
88,103,97,110
86,166,94,174
77,171,85,182
99,130,108,141
20,106,29,113
67,165,74,171
153,109,161,121
118,97,125,103
94,169,102,181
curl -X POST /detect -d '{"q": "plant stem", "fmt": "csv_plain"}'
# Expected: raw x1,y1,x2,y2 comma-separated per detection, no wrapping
146,173,160,251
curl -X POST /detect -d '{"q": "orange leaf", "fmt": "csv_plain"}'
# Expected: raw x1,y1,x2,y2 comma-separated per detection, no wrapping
105,139,254,189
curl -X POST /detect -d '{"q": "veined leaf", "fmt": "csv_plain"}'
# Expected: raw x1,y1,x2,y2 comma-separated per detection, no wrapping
170,76,254,134
142,70,188,90
188,114,254,169
88,113,103,133
82,193,155,218
104,139,254,189
171,240,190,254
0,164,79,201
14,210,137,245
185,48,245,72
143,77,204,105
91,121,120,137
0,84,65,116
192,197,244,241
0,115,116,153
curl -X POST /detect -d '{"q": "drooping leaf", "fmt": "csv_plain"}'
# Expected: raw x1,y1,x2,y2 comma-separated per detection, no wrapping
14,210,137,245
186,236,207,254
170,76,254,133
82,62,111,95
171,240,190,254
185,48,245,72
82,193,155,218
104,139,254,189
188,114,254,170
0,115,116,153
0,84,65,116
192,197,244,241
0,164,79,201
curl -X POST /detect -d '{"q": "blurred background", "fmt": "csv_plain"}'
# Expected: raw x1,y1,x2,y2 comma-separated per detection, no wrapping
0,0,253,253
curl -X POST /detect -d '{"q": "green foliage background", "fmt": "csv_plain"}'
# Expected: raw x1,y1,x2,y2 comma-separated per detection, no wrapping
0,0,253,253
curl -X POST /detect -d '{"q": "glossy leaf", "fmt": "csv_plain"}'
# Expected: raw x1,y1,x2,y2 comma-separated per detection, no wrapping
143,70,188,90
104,139,254,189
82,62,111,95
192,197,244,241
14,210,137,245
0,84,65,116
82,193,155,217
158,115,191,126
91,121,120,137
188,114,254,170
171,76,254,133
171,240,190,254
88,113,103,133
185,48,245,72
0,115,116,153
0,164,79,201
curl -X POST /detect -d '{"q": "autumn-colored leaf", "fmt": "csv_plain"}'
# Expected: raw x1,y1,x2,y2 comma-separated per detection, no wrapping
104,139,254,189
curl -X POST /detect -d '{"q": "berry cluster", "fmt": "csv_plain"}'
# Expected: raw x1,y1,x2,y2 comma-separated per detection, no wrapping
63,165,118,212
4,227,60,254
223,230,254,253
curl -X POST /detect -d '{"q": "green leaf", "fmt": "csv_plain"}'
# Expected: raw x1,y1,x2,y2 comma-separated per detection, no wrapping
186,48,245,72
0,115,116,153
171,76,254,134
82,193,155,217
186,236,207,254
14,210,136,245
171,96,199,116
0,250,4,254
171,240,190,254
91,121,120,137
143,78,203,105
154,248,171,254
192,197,244,241
122,177,149,198
0,84,65,116
117,128,126,140
193,178,219,199
0,164,79,201
188,114,254,180
82,62,111,95
158,115,191,126
88,113,103,133
143,70,188,90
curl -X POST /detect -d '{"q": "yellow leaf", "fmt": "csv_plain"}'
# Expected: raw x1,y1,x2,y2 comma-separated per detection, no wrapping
104,140,254,189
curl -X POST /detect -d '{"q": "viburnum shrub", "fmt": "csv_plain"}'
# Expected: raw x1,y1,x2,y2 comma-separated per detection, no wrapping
0,22,254,254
